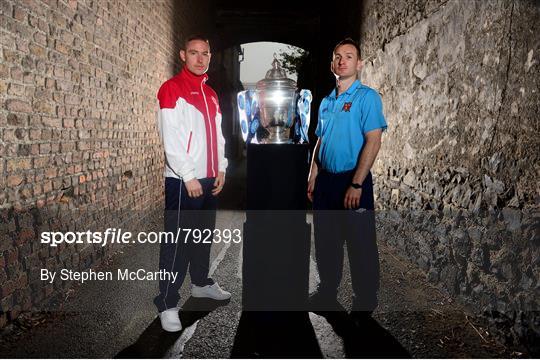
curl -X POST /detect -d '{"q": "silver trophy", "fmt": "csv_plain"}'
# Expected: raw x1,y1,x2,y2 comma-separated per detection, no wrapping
237,55,312,144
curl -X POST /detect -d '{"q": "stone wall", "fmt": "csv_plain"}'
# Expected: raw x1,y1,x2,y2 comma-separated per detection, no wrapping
359,0,539,352
0,0,212,327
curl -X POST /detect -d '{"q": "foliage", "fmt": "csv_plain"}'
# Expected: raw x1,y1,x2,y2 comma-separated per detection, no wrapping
277,46,309,78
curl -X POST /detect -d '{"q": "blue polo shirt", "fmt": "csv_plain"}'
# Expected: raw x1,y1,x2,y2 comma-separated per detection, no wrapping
315,80,387,173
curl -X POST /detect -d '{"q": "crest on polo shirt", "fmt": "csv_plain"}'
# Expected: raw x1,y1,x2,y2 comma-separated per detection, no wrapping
342,102,352,112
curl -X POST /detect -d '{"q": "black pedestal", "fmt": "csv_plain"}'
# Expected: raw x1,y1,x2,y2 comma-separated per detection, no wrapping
242,144,311,311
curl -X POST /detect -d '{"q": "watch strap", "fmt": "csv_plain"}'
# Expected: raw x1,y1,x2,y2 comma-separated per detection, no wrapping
351,182,363,189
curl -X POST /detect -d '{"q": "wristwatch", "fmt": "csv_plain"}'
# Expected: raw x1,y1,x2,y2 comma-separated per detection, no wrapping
351,182,363,189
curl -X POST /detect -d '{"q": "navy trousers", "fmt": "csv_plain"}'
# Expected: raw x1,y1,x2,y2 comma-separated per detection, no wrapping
154,177,217,312
313,170,380,311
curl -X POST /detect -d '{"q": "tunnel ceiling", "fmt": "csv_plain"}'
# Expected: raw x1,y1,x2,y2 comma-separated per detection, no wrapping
214,0,322,51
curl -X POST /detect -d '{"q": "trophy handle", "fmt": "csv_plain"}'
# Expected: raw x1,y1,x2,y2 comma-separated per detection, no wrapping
237,90,260,144
296,89,312,144
237,91,250,143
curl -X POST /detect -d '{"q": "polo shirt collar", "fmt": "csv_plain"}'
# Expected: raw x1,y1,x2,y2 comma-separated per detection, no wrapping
329,79,361,98
344,79,360,95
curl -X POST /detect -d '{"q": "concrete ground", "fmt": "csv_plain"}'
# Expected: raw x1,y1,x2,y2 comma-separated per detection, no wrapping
0,209,524,358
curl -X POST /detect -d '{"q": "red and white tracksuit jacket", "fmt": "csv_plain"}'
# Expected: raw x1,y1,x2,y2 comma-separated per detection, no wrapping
157,67,227,181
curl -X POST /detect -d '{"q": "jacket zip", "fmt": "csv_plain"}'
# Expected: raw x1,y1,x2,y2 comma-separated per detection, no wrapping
200,81,215,177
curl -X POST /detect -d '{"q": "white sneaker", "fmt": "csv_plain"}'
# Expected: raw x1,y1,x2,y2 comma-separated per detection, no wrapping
159,307,182,332
191,282,232,300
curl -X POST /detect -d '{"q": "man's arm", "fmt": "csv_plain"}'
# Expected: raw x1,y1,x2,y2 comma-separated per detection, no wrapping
159,109,204,197
307,137,321,202
157,84,202,197
343,129,382,209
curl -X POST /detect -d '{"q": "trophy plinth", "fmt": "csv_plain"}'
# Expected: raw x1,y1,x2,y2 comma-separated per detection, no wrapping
236,56,313,312
242,143,310,311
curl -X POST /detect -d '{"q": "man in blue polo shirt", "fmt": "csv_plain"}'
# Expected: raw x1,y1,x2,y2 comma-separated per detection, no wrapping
307,38,387,326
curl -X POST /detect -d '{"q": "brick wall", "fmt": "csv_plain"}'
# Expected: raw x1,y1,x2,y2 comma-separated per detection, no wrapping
0,0,211,327
359,0,539,352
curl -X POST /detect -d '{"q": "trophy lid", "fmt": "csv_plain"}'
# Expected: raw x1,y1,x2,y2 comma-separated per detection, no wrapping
256,54,296,90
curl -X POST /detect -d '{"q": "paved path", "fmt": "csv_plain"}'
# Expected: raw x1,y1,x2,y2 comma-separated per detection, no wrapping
0,208,523,358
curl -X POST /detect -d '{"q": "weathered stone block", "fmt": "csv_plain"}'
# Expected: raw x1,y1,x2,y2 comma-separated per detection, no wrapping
28,43,47,58
502,207,522,232
5,99,32,113
7,174,24,187
33,100,55,115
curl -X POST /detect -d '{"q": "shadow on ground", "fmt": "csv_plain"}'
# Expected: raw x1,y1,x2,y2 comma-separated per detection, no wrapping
231,311,322,358
320,310,410,358
231,310,410,358
115,297,230,358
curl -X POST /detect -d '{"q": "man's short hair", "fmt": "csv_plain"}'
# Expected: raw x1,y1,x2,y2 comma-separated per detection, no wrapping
333,38,361,59
183,35,210,50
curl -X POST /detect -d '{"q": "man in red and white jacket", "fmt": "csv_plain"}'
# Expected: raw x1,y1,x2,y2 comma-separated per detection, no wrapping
154,36,231,332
